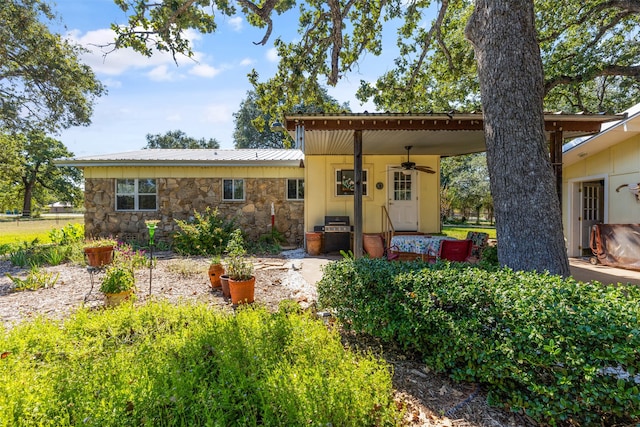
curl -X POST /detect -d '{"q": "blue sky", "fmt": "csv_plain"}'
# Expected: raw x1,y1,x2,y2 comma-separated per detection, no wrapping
50,0,401,156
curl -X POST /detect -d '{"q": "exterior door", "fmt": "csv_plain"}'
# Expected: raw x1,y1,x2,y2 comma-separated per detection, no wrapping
581,181,604,256
388,169,418,231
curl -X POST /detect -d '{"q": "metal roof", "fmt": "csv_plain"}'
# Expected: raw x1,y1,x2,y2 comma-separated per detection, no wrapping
283,112,621,156
56,149,305,167
563,105,640,167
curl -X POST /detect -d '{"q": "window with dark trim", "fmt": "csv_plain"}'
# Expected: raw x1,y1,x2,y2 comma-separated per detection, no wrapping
223,179,245,201
116,178,157,211
287,179,304,200
336,169,368,196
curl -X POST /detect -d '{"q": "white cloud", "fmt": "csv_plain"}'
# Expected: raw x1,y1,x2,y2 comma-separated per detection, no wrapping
103,78,122,89
239,57,255,67
66,27,210,78
147,65,178,81
202,104,233,124
266,48,279,63
228,17,243,31
166,113,182,122
189,63,222,78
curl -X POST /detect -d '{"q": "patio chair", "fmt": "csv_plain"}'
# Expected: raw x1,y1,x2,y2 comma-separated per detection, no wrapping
437,239,473,262
465,231,489,258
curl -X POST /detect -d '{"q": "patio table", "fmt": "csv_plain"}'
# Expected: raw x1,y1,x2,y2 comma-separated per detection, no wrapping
390,235,456,260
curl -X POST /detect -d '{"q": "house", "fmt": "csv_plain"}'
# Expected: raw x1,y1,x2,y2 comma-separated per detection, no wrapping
57,112,615,255
283,112,615,256
56,149,305,246
48,202,74,213
562,104,640,257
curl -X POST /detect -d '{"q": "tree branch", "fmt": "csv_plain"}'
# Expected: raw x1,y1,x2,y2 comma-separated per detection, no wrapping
408,0,449,89
544,64,640,94
237,0,279,45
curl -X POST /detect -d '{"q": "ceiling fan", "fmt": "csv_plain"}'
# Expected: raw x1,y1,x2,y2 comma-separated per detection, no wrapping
391,145,435,174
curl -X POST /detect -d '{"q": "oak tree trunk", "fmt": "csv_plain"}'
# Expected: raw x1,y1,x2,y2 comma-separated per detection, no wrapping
465,0,570,276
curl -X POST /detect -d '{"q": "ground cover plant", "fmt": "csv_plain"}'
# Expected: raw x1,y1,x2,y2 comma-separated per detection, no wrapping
317,257,640,425
0,301,402,427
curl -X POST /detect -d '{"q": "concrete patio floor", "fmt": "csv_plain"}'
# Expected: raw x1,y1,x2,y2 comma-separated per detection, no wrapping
569,257,640,286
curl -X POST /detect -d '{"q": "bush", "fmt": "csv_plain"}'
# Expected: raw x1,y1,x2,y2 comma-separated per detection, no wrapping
0,302,402,426
173,208,237,256
48,223,84,245
318,258,640,425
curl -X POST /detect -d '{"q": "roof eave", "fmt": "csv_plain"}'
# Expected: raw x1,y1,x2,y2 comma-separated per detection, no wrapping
54,160,304,168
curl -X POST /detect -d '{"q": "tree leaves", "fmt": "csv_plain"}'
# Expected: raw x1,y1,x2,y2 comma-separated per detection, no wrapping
0,0,105,132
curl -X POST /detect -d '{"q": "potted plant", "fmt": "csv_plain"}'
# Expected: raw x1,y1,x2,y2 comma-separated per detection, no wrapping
208,254,225,289
100,264,136,306
83,237,117,267
225,229,255,304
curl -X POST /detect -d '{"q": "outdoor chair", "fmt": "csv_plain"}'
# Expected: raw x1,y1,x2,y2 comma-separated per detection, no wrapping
465,231,489,259
437,239,473,262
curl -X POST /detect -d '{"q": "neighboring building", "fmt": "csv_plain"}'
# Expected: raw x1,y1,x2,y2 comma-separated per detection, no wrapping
563,104,640,257
57,149,305,247
48,202,74,213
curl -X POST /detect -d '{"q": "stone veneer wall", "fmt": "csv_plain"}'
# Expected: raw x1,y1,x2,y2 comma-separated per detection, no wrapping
84,178,304,247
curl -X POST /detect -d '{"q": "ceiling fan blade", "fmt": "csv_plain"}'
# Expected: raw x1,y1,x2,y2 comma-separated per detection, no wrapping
414,166,436,174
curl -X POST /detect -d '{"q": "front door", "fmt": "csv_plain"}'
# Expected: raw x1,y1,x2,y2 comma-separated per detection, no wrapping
388,169,418,231
581,180,604,256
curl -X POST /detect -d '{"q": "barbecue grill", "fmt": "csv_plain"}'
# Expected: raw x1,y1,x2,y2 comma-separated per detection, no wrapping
323,216,352,253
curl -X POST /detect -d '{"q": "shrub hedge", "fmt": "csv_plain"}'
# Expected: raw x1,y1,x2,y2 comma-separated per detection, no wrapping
317,258,640,425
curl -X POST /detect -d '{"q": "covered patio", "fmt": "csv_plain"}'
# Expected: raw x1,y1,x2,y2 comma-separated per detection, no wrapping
283,112,619,257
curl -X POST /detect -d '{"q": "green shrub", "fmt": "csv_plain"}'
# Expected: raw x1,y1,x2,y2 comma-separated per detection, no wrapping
173,207,237,256
318,258,640,425
48,223,85,245
0,302,402,427
247,228,286,255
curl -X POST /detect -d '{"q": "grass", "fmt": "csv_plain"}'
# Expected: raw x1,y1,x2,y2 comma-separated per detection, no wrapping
442,225,496,240
0,301,402,427
0,216,83,245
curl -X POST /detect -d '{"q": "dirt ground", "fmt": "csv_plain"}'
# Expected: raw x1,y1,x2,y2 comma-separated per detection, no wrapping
0,251,534,427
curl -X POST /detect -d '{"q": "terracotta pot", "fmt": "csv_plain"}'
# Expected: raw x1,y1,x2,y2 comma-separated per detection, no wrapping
363,234,385,258
220,274,230,298
228,276,255,305
104,290,132,307
84,246,114,267
305,232,322,256
208,263,225,288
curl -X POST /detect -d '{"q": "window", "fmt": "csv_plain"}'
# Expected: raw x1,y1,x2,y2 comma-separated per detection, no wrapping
116,179,157,211
223,179,245,201
336,169,368,196
287,179,304,200
393,171,412,201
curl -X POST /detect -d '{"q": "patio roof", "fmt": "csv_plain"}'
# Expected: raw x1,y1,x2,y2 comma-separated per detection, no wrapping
283,112,620,156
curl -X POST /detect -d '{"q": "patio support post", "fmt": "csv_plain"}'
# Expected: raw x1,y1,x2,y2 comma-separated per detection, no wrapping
550,130,563,204
353,130,363,258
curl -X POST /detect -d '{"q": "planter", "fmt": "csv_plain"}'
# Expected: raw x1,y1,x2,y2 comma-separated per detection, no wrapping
220,274,230,298
208,263,225,288
84,246,114,267
228,276,255,305
104,290,132,307
363,234,385,258
305,232,322,256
